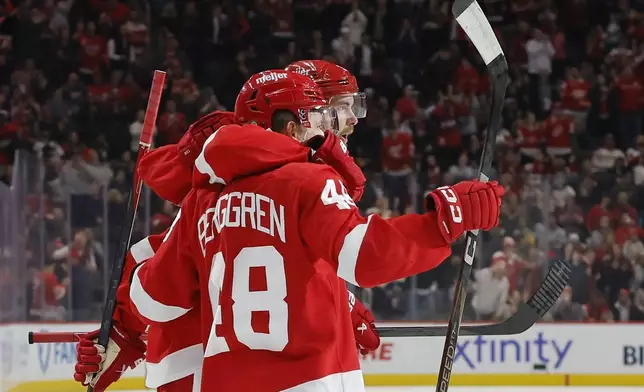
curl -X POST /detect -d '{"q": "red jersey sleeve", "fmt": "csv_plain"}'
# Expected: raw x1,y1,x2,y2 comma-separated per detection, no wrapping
129,208,199,324
112,234,166,335
298,165,452,288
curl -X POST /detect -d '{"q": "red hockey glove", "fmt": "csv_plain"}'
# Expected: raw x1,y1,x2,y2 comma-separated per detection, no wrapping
73,322,146,392
426,180,504,243
140,111,238,205
348,290,380,355
176,110,237,166
308,131,366,201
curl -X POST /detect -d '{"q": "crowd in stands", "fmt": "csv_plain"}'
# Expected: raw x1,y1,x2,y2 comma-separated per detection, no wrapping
0,0,643,324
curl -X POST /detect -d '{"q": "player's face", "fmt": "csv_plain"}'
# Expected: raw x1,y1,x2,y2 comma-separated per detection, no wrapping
330,93,366,143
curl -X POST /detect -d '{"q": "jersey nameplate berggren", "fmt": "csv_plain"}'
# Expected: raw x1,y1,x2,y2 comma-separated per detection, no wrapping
197,192,286,256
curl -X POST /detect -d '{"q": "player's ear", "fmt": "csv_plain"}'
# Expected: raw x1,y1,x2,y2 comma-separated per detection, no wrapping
285,121,301,140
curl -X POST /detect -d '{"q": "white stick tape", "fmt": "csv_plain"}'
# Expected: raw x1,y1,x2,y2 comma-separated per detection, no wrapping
455,1,504,65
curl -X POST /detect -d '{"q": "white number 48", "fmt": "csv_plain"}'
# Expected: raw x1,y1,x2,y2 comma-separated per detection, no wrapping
320,179,356,210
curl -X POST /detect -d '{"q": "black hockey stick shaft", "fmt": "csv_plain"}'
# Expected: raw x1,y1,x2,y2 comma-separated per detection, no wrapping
29,260,571,345
436,2,508,391
88,71,165,392
375,259,571,337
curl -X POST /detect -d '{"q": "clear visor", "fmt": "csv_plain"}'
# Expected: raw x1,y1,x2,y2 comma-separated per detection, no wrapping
330,92,367,119
298,105,338,140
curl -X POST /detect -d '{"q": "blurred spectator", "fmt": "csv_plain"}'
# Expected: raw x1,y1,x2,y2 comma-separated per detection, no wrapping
612,288,644,321
566,238,592,304
516,111,542,159
471,259,509,321
560,67,590,132
381,118,413,215
587,196,612,231
332,26,354,66
544,104,575,157
157,99,187,145
27,261,67,321
592,134,625,172
371,280,409,320
78,21,106,76
548,286,587,321
395,85,419,122
129,109,144,153
51,229,103,320
446,152,476,183
585,289,614,322
612,191,638,227
1,0,644,324
341,1,367,47
525,28,555,116
614,67,643,148
61,149,113,195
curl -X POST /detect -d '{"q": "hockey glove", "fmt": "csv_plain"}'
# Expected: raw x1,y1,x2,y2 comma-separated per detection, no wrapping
348,290,380,355
426,180,504,243
176,110,238,166
73,322,146,392
307,131,366,201
139,111,238,205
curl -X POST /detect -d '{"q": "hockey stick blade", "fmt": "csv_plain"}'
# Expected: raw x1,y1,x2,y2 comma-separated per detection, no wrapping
376,259,571,337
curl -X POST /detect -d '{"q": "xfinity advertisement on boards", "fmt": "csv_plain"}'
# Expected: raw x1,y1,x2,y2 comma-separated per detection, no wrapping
451,332,572,370
2,322,644,390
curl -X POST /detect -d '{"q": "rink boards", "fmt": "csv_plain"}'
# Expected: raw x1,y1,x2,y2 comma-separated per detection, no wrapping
1,322,643,391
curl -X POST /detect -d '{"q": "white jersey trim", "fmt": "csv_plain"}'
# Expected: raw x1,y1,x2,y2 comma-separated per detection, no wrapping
130,237,155,264
130,265,192,322
192,368,202,392
282,369,365,392
337,215,373,287
195,131,227,185
145,343,204,388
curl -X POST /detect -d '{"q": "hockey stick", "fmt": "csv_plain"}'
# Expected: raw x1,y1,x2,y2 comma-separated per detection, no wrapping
28,258,571,344
86,70,165,392
376,258,570,337
434,1,508,391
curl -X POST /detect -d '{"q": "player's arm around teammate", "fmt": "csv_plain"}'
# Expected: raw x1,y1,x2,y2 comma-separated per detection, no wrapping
72,108,379,390
73,111,237,392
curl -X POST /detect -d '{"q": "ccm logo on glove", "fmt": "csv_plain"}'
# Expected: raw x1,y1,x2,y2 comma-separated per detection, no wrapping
437,186,463,224
427,180,504,244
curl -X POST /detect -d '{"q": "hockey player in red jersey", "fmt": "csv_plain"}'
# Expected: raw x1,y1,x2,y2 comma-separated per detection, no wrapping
73,64,378,391
73,111,238,392
285,60,367,201
128,70,504,391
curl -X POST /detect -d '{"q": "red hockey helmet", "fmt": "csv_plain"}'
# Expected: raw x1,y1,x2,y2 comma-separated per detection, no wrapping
285,60,367,119
235,70,337,138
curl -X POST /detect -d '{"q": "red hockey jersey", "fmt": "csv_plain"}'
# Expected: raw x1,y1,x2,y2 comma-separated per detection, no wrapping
381,130,414,173
115,233,204,389
516,124,543,158
129,124,453,391
544,114,574,156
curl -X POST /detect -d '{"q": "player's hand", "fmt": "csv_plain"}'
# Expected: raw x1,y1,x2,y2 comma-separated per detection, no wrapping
73,322,146,392
348,290,380,354
307,131,366,201
426,180,504,243
176,110,237,166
